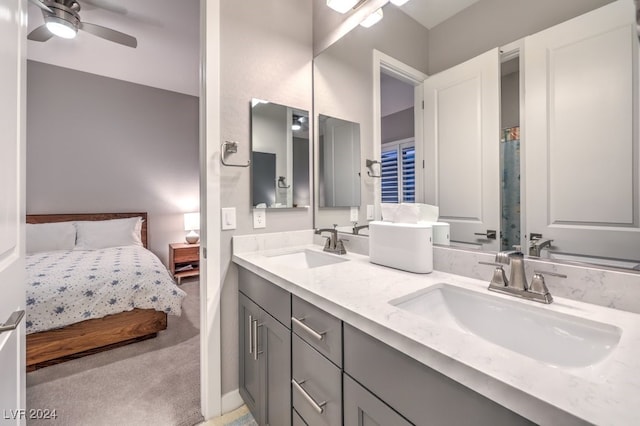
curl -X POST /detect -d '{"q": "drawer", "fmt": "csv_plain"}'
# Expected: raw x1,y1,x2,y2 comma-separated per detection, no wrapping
292,295,342,367
292,408,307,426
238,267,291,326
174,246,199,263
292,334,341,426
343,324,533,426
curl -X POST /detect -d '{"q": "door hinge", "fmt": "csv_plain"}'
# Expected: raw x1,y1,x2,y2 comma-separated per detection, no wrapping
203,247,207,259
421,100,424,109
422,160,425,168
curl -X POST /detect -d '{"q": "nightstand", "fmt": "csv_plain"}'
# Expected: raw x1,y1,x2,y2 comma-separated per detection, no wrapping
169,243,200,284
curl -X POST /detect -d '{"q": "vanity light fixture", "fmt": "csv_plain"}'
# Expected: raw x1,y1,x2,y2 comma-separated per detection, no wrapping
360,7,383,28
326,0,359,14
390,0,411,6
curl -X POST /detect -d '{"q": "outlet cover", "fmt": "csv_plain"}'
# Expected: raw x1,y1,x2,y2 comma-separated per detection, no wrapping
253,209,266,229
221,207,236,230
350,206,359,222
366,204,374,220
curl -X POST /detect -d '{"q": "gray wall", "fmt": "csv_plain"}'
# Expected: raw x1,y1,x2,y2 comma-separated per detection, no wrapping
382,107,414,144
501,71,520,129
27,60,199,265
427,0,614,74
220,0,313,395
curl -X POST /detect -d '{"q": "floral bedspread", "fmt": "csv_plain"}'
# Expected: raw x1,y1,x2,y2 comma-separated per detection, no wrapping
25,246,186,334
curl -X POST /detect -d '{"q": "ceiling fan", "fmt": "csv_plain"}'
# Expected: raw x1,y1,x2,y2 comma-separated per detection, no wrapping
27,0,137,48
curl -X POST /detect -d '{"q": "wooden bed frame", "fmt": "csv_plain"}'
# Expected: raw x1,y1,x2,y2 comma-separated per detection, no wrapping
25,212,168,371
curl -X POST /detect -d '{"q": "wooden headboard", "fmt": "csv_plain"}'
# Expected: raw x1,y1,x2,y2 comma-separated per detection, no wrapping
26,212,148,248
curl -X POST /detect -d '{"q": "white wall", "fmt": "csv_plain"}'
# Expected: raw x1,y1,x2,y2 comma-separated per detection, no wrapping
219,0,313,395
26,61,199,265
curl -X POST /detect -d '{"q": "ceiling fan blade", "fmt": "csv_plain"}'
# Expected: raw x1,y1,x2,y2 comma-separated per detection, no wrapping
79,22,137,48
27,25,54,42
28,0,53,13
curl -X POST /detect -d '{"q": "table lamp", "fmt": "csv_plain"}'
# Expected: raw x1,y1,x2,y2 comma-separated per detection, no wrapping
184,212,200,244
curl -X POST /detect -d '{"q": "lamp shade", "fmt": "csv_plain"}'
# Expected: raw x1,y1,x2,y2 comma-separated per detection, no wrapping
184,212,200,231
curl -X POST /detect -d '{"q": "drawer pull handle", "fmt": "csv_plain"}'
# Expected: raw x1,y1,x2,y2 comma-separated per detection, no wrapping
292,317,325,341
292,379,326,414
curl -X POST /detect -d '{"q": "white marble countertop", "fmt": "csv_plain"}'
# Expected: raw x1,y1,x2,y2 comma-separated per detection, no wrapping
232,233,640,425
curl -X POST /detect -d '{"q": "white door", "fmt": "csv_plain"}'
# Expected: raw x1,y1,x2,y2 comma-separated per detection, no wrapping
424,48,501,251
0,0,27,423
524,0,639,260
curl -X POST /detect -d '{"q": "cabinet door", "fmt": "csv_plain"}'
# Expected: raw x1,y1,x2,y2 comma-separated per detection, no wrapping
524,0,640,260
344,374,413,426
260,312,292,426
239,293,262,422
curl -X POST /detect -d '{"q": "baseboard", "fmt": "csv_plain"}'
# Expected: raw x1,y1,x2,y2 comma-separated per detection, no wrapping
221,389,244,414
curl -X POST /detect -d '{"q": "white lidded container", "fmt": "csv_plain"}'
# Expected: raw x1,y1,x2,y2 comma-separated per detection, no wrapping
369,221,433,273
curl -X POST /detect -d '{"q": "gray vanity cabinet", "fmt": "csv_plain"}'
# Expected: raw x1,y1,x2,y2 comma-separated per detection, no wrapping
343,374,413,426
239,269,292,426
343,324,534,426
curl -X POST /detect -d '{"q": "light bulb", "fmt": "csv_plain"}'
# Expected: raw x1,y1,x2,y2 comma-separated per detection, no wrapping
326,0,359,14
360,8,383,28
46,20,77,39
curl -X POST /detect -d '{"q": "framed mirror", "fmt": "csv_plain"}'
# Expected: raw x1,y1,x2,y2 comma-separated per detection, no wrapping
312,0,640,271
318,114,361,208
251,99,310,209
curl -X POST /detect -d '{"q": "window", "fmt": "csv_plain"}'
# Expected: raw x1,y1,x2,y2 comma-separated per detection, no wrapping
381,139,415,203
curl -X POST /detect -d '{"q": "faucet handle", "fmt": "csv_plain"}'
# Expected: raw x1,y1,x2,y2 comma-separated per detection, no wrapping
529,270,566,301
479,262,508,288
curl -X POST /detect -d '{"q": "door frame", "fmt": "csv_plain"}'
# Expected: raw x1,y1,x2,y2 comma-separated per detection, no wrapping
200,0,223,419
372,50,427,218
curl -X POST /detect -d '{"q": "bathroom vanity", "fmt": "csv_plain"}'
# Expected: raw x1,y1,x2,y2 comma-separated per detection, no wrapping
233,230,640,426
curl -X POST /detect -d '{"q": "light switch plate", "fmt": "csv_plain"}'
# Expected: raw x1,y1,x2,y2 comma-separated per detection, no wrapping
221,207,236,230
253,209,266,229
366,204,374,220
350,206,359,222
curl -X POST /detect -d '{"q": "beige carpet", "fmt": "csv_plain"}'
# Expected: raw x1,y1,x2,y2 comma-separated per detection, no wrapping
26,279,202,426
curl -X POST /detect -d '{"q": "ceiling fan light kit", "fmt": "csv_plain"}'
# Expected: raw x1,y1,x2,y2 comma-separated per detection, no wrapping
28,0,137,48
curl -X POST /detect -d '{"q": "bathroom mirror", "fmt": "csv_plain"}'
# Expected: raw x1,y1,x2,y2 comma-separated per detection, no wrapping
312,0,640,271
318,114,361,208
251,99,310,209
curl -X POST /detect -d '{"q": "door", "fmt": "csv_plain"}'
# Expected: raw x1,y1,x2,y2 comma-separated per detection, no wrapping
238,294,261,421
524,0,640,260
260,313,291,426
343,374,413,426
0,0,27,423
424,48,501,251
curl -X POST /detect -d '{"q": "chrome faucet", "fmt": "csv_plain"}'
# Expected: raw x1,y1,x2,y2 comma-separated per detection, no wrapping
479,246,566,304
315,228,347,255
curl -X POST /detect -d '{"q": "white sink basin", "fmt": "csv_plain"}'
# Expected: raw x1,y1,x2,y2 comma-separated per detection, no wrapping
390,284,621,367
266,249,349,269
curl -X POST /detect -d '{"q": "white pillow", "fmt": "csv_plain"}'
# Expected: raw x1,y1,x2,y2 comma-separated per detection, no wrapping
26,222,76,254
74,217,143,250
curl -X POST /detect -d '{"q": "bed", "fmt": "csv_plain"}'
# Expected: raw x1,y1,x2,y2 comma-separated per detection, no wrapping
25,213,186,371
